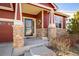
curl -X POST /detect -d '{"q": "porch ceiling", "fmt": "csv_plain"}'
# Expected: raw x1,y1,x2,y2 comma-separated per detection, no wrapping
22,4,43,15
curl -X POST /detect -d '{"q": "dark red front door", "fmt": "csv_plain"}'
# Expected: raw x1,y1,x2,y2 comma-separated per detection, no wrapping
0,22,13,43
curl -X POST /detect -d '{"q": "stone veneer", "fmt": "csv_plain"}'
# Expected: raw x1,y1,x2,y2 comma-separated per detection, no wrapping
36,28,48,38
48,24,56,46
13,24,24,48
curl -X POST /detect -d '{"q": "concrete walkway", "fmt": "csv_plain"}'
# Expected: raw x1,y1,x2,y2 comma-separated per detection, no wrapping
0,43,13,56
12,39,49,56
0,38,56,56
30,45,56,56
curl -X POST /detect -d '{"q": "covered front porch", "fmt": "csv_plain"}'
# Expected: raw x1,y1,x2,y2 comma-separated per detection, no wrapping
11,3,57,56
21,3,51,39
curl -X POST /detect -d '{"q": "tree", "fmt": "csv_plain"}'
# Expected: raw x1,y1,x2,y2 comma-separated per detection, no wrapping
67,11,79,34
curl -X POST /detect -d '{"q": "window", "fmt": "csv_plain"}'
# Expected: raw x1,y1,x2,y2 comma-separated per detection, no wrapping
54,15,62,28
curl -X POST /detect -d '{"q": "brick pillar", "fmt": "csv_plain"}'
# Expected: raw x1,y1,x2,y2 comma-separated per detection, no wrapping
13,3,24,48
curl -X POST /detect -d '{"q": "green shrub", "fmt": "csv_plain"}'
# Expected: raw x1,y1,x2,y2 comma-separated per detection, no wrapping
67,11,79,34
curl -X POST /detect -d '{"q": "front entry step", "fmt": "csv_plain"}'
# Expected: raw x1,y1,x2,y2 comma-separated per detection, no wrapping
29,45,56,56
24,36,36,39
12,45,56,56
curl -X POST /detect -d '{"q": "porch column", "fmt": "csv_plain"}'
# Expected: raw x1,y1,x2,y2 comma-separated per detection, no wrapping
48,10,56,46
13,3,24,48
41,10,44,39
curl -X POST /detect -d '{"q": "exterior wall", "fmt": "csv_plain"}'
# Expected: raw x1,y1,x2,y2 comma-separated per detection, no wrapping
36,11,42,28
16,4,21,20
0,3,11,7
63,17,66,28
36,10,49,27
0,3,14,42
42,11,49,37
36,11,49,38
0,10,15,19
44,11,49,28
0,3,15,19
36,11,42,38
22,13,36,18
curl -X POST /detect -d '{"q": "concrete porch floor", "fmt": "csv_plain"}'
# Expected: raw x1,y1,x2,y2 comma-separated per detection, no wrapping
24,38,49,46
0,38,49,56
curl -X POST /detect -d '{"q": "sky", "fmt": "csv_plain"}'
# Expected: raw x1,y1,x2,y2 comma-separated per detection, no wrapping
55,3,79,18
56,3,79,12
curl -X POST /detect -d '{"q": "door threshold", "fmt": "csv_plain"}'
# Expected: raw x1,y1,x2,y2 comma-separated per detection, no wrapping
24,36,36,39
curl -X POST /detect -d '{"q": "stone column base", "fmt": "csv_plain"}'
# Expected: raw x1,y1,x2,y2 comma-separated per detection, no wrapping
36,28,48,39
13,20,24,48
48,24,56,46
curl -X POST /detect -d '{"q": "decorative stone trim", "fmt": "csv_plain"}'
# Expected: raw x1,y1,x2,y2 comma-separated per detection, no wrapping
13,20,24,48
42,28,48,37
48,23,56,46
13,25,24,48
36,28,42,38
36,28,48,38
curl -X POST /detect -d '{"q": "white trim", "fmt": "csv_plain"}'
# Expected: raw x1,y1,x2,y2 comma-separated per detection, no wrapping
0,18,14,22
14,20,23,26
42,10,44,28
15,3,22,21
50,10,54,24
51,3,57,10
20,3,22,21
10,3,14,11
31,3,54,11
61,17,64,29
23,17,36,37
48,12,51,25
0,3,14,11
14,3,17,20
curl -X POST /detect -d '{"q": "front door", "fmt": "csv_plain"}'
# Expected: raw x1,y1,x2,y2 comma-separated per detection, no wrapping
24,19,34,36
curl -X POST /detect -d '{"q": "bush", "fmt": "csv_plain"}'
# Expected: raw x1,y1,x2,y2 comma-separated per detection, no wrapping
51,34,72,51
67,11,79,34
